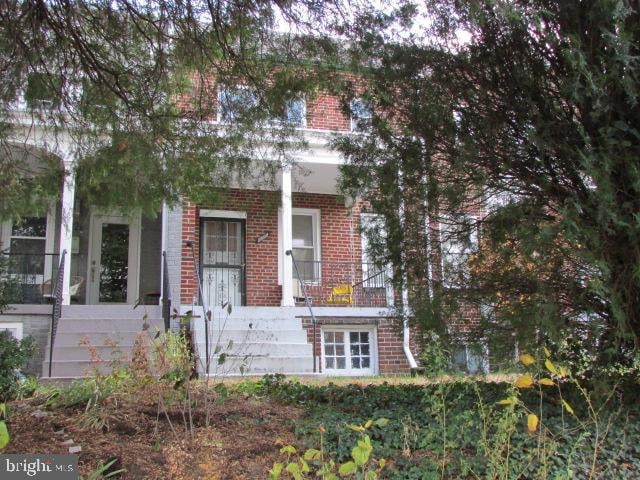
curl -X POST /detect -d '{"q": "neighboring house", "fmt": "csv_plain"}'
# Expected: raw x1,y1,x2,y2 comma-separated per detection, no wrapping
0,83,419,378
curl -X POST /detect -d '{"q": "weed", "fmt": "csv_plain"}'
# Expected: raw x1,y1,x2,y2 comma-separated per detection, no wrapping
270,419,389,479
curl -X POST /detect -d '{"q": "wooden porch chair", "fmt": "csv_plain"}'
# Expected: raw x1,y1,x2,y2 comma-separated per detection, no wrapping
327,284,353,305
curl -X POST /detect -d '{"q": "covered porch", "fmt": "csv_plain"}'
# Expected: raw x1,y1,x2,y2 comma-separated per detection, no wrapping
180,158,394,311
0,145,166,308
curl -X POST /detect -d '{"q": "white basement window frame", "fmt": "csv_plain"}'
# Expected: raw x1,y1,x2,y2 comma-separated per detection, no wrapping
321,326,377,376
0,322,23,340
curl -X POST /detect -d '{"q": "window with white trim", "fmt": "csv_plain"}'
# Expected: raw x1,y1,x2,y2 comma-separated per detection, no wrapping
360,214,387,288
283,98,306,127
0,322,23,340
440,216,479,288
322,327,376,375
452,343,488,374
350,98,372,131
8,216,47,275
291,209,320,282
218,85,258,122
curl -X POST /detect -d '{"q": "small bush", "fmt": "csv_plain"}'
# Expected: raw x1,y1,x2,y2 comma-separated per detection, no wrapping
0,331,35,401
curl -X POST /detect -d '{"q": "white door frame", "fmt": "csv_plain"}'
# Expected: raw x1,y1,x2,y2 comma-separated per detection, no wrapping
87,211,141,304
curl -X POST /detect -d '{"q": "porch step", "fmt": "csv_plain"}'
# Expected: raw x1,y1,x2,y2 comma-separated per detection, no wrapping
42,305,165,378
59,305,163,319
41,361,117,378
203,329,310,343
52,318,164,333
190,307,315,375
51,331,162,346
203,356,315,376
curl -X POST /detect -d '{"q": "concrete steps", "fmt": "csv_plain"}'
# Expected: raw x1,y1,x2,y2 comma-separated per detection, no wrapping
190,306,315,375
42,305,164,378
42,304,316,378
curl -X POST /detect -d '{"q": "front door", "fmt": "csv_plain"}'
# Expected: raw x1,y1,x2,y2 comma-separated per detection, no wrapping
88,213,141,304
201,219,245,307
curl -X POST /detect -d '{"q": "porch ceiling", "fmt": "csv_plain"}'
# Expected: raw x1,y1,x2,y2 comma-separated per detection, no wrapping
233,160,342,196
292,162,341,195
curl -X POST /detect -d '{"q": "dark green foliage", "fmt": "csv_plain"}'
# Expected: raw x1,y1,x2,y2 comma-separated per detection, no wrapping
257,377,640,479
334,0,640,372
0,1,345,218
0,331,35,401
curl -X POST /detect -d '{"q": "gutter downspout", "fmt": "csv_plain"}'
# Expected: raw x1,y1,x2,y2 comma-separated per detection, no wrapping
399,168,418,370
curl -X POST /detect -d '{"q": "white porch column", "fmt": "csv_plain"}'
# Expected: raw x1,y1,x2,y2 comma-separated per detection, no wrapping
159,201,169,303
59,161,76,305
281,165,295,306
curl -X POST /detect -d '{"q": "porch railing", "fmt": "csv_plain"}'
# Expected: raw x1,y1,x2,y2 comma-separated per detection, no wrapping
48,250,66,377
287,250,319,373
0,252,61,304
185,240,212,375
161,251,172,331
291,260,392,308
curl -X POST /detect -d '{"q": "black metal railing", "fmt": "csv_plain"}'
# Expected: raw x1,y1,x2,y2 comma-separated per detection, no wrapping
287,250,319,373
291,260,391,308
161,251,172,332
185,240,212,375
48,250,66,377
0,252,61,304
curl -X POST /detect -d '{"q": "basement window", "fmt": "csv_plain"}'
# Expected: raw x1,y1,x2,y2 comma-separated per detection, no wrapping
0,323,23,340
322,327,376,375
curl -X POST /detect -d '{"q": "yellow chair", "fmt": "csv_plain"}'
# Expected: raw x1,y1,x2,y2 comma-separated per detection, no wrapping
327,284,353,305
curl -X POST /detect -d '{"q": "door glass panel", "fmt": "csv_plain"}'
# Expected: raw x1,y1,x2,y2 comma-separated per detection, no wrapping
99,223,129,303
203,221,243,266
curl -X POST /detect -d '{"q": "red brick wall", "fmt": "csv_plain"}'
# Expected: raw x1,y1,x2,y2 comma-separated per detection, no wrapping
180,189,363,305
301,317,411,374
306,93,351,131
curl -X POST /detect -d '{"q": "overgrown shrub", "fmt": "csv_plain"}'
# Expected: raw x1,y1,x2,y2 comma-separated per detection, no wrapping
0,331,35,401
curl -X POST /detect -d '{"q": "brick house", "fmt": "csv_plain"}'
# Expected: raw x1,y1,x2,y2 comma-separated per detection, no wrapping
0,84,420,378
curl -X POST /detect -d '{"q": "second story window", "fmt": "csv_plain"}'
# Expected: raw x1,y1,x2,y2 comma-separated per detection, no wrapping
25,72,62,110
218,85,258,122
350,98,372,131
283,98,306,127
441,217,479,288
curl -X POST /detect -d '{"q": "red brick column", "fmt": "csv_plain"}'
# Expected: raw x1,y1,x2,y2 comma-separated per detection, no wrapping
180,202,199,304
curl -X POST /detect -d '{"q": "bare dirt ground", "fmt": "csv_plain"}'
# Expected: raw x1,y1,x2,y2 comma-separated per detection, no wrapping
5,391,300,479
